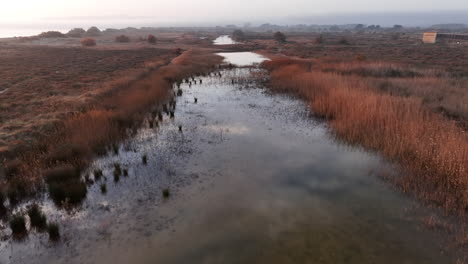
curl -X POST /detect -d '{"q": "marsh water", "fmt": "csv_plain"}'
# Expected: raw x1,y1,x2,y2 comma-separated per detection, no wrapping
0,49,454,263
213,35,239,45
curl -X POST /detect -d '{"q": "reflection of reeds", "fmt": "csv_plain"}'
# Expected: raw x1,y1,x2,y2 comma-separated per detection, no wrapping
263,58,468,216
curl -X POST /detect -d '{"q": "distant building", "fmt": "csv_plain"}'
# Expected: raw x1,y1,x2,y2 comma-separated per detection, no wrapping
422,32,438,43
423,32,468,44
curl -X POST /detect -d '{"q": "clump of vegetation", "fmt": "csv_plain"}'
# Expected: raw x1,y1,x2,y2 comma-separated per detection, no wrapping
273,31,287,43
80,38,96,47
338,37,350,45
142,155,148,165
162,188,170,198
232,30,245,41
27,204,47,231
111,143,119,155
38,31,67,38
10,215,27,236
94,169,103,180
47,222,60,241
86,26,101,36
113,163,122,182
45,165,87,205
67,28,86,37
7,177,29,205
45,165,80,183
0,191,6,215
115,35,130,43
100,183,107,194
147,34,157,44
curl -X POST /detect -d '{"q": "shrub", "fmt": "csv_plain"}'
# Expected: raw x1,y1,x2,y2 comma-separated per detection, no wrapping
27,204,47,230
338,37,350,45
7,177,28,205
10,215,26,236
80,38,96,47
48,179,87,204
67,28,86,38
232,30,245,41
47,222,60,241
273,31,287,43
44,165,80,183
86,26,101,36
147,34,157,44
115,35,130,43
38,31,67,38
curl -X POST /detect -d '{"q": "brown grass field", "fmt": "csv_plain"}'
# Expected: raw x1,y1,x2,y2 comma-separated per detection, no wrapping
0,38,222,205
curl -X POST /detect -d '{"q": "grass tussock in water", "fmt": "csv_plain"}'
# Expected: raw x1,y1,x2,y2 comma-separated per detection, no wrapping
27,204,47,231
262,57,468,216
10,214,27,237
162,188,170,198
47,222,60,241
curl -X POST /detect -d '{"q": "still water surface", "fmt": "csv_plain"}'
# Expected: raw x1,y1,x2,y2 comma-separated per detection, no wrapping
0,52,452,264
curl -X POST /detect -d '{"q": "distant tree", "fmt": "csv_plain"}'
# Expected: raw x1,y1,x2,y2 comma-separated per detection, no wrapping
38,31,66,38
393,24,404,30
86,26,101,37
147,34,157,44
355,24,365,30
80,38,96,47
232,29,245,41
273,31,287,43
115,35,130,43
330,25,340,31
67,28,86,38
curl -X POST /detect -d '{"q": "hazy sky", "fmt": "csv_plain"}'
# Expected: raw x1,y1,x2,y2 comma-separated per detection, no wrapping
2,0,467,24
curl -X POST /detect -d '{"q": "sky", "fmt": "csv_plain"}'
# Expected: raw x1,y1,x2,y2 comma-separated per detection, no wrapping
1,0,468,25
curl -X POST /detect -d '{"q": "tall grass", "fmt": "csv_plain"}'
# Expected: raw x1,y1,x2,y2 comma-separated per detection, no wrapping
263,58,468,215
